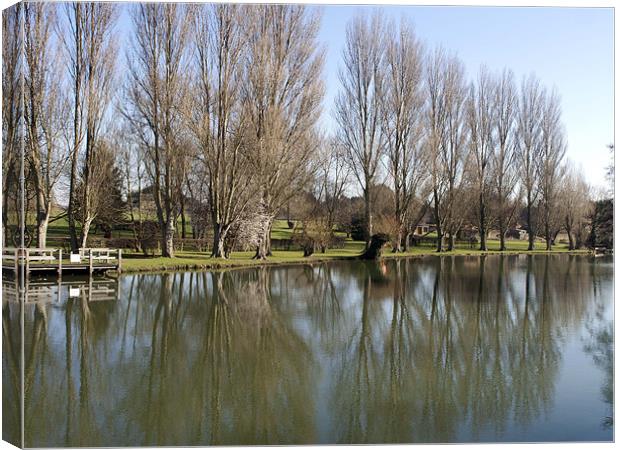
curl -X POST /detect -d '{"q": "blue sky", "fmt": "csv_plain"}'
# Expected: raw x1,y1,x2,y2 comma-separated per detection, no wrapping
116,4,613,190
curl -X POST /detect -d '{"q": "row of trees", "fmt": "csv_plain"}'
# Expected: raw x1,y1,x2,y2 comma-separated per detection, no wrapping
2,4,600,258
335,14,593,253
3,3,325,258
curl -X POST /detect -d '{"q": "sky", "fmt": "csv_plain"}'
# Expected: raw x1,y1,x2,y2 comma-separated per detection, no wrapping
114,4,614,191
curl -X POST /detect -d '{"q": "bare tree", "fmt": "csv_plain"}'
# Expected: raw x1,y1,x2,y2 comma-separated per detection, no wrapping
188,4,253,258
425,48,468,252
440,55,468,252
117,133,146,250
242,5,325,259
58,2,118,250
516,74,544,250
317,139,350,229
310,138,350,247
425,48,447,252
75,139,124,236
561,164,591,250
2,4,22,246
539,88,567,250
382,19,426,252
491,68,518,251
466,66,494,250
124,3,192,257
24,3,70,248
335,12,387,249
58,2,83,251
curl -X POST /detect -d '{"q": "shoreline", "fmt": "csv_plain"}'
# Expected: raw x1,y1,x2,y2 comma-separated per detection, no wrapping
115,248,594,276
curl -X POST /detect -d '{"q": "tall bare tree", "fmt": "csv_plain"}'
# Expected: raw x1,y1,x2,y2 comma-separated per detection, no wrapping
539,88,567,250
466,66,494,250
425,48,468,252
442,65,469,253
242,5,325,259
516,74,544,250
382,19,426,252
336,12,387,248
2,4,23,246
125,3,192,257
491,68,518,251
188,4,253,258
561,164,591,250
78,4,117,248
58,2,83,251
24,3,69,248
59,2,118,250
425,48,447,252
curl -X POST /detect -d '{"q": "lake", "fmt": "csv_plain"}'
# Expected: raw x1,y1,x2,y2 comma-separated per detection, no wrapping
2,254,613,446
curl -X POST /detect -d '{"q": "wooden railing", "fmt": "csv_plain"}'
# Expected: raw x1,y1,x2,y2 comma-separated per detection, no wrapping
3,248,62,273
2,247,121,274
78,248,122,273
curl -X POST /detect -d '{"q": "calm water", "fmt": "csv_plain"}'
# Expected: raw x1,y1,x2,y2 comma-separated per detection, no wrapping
2,255,614,446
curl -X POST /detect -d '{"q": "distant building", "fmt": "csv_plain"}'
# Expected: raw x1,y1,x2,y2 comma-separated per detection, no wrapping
505,225,528,240
414,211,435,235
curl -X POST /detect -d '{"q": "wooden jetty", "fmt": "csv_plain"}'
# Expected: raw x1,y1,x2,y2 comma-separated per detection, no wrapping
2,247,122,277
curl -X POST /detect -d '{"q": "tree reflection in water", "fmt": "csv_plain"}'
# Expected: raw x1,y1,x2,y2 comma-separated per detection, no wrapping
584,301,613,429
4,254,613,446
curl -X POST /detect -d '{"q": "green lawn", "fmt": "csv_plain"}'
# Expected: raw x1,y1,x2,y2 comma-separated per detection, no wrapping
271,219,297,239
119,238,586,274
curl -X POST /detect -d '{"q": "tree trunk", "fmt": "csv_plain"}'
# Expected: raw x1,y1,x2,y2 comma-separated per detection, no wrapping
68,5,83,253
403,231,410,252
526,198,535,251
211,223,228,258
498,216,506,251
566,227,575,251
37,208,50,249
265,221,273,256
447,232,455,251
180,197,186,240
67,153,80,252
479,227,487,251
364,188,372,249
253,224,270,260
2,185,8,247
80,216,94,249
393,228,403,253
499,228,506,251
545,219,551,251
254,240,267,260
162,216,175,258
433,190,442,253
479,192,488,251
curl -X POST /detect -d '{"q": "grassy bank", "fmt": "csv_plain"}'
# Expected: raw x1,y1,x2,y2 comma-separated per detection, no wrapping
119,239,590,274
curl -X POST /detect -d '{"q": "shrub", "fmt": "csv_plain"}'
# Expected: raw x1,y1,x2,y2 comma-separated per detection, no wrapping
350,215,366,242
107,237,140,250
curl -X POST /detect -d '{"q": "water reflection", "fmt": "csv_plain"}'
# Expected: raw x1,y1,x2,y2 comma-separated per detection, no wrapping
2,255,613,446
584,301,614,429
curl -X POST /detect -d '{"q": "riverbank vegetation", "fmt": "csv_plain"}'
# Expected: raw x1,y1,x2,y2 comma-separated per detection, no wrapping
3,3,613,259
